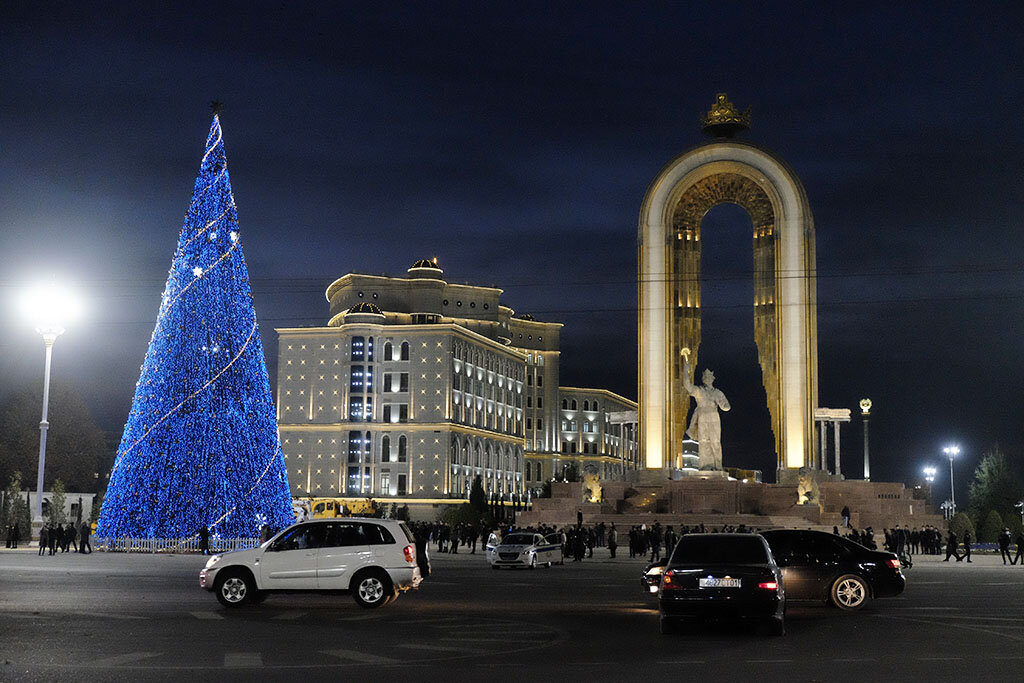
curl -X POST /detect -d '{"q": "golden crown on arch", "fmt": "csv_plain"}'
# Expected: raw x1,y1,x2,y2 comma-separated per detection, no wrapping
701,93,751,137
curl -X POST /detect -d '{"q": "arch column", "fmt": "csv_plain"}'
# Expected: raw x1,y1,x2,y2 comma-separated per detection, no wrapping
638,140,818,479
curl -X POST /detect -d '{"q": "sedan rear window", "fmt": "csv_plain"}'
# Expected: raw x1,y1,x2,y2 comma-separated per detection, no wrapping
670,536,769,565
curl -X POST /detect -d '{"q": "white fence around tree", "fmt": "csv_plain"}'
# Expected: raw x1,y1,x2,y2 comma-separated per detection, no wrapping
95,537,260,553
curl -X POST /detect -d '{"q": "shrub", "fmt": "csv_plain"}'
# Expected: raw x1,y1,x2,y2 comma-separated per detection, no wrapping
949,511,975,540
978,509,1004,543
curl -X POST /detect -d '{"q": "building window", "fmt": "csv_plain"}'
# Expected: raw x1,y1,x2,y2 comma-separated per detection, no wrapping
367,337,374,362
537,397,543,409
400,341,410,361
383,373,393,392
583,400,589,411
398,435,408,462
397,474,407,495
382,435,391,463
526,418,533,430
537,355,544,366
383,342,393,361
527,374,533,386
399,404,409,423
561,399,568,409
537,375,543,387
351,336,365,362
383,405,392,423
347,466,361,494
348,431,363,463
350,366,364,391
527,396,533,408
380,472,390,494
537,418,543,430
349,398,364,422
571,400,578,410
592,400,599,411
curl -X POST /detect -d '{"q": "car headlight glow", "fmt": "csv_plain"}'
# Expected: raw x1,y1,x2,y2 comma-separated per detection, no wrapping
204,554,223,569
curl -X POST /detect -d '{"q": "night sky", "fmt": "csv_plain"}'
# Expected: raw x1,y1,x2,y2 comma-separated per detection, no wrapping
2,2,1023,499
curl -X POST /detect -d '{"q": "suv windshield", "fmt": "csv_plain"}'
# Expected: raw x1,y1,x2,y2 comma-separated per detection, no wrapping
670,536,769,565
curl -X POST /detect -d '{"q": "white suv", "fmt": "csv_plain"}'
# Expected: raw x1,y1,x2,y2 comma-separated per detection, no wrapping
199,518,423,608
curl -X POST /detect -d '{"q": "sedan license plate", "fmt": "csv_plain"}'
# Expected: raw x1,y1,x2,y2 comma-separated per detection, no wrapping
698,577,741,588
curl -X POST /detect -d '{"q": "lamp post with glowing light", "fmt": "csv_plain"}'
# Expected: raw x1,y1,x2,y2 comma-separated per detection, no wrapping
923,466,936,505
859,399,872,480
943,445,960,517
22,283,80,525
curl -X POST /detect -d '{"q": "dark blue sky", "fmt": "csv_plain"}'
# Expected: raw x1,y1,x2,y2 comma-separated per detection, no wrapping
2,2,1023,495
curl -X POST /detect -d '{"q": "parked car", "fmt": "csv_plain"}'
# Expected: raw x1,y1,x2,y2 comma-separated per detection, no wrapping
488,532,562,569
658,533,785,636
199,518,423,608
759,529,904,610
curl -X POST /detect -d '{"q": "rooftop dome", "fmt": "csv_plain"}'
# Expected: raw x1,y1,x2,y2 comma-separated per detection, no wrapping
347,302,384,315
408,258,444,279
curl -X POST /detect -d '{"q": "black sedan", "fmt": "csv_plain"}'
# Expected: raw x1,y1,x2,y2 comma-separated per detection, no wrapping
658,533,785,636
759,529,905,610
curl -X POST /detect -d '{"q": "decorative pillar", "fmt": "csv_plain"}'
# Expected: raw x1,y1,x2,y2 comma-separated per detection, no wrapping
818,420,827,471
859,398,872,481
833,419,841,478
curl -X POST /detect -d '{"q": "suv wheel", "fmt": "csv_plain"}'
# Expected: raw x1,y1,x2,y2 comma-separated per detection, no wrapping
352,569,393,609
215,569,254,608
830,574,868,610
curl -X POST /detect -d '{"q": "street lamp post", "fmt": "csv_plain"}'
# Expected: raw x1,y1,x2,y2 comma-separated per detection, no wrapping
22,282,79,525
943,445,960,517
923,466,936,505
859,399,872,480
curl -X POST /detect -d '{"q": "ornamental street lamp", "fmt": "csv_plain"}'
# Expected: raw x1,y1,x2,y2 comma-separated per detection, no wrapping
859,398,872,480
943,445,960,517
939,500,954,520
21,282,81,524
1016,501,1023,528
922,466,937,506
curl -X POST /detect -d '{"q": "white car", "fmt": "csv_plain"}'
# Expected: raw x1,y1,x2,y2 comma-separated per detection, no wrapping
488,532,562,569
199,518,423,608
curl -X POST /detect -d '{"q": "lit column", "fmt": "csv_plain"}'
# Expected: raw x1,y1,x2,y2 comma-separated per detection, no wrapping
833,419,841,477
860,399,872,480
819,420,827,471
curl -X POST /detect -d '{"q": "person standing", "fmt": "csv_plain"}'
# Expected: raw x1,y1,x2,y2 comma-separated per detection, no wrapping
38,526,48,556
999,528,1013,564
841,505,851,528
198,526,210,555
49,524,59,555
12,524,20,549
962,530,973,562
608,524,618,559
66,523,78,553
79,522,92,554
944,530,961,562
1013,530,1024,566
649,523,663,563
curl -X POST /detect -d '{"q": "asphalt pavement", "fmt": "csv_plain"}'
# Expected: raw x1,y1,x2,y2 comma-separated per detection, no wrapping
1,544,1023,682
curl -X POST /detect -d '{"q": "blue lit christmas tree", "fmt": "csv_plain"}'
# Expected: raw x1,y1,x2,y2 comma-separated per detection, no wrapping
97,107,293,540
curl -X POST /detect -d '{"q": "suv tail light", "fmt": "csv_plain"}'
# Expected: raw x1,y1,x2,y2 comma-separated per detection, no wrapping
757,581,779,591
403,545,416,563
661,569,682,590
885,558,901,570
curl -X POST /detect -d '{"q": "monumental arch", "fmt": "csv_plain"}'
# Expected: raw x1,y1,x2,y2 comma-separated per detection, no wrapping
639,95,818,480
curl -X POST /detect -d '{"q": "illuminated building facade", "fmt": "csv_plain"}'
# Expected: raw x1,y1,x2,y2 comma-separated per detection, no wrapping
276,260,639,503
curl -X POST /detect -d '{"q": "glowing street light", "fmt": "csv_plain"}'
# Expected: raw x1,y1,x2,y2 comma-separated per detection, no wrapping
21,281,81,524
942,445,960,516
922,466,936,483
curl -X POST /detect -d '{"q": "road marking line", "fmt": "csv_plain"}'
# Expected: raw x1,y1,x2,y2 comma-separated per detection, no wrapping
833,658,875,662
337,614,383,621
746,659,793,663
224,652,262,667
983,582,1018,586
399,643,487,653
910,581,948,585
89,652,161,667
272,611,307,620
657,660,706,665
994,656,1024,660
918,657,963,661
69,610,148,621
190,611,224,620
321,649,401,664
438,637,546,643
392,616,464,624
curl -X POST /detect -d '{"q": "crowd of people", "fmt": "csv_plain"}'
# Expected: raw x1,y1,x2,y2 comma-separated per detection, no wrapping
35,522,92,555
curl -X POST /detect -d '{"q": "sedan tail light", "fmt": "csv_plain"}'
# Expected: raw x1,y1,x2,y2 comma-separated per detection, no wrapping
885,558,901,570
661,569,683,590
403,545,416,563
757,581,779,591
